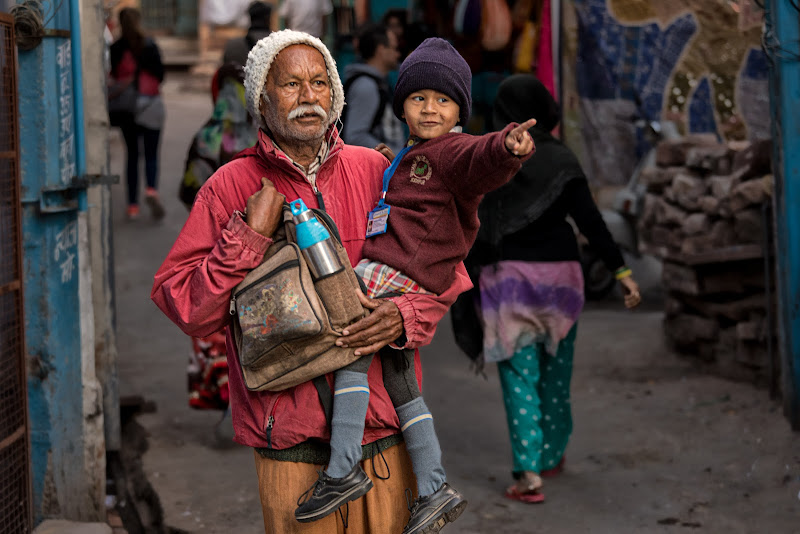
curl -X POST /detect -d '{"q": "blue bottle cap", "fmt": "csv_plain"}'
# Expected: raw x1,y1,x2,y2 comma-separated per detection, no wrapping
289,198,331,248
289,198,308,217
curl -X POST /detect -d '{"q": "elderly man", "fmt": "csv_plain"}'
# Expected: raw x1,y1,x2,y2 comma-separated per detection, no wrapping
151,30,471,533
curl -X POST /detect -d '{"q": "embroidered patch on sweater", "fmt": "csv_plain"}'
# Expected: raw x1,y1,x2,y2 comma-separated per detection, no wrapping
410,155,432,184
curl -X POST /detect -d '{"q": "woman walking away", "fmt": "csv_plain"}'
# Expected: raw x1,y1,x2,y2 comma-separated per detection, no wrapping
453,73,641,504
109,7,166,220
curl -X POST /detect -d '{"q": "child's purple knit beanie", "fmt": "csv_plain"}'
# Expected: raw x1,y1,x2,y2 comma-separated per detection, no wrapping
392,37,472,126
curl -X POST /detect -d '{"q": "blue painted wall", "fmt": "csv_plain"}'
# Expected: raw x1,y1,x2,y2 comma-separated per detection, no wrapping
17,4,88,522
765,1,800,429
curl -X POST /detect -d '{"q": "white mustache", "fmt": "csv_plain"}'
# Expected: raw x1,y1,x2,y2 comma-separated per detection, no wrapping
288,105,327,121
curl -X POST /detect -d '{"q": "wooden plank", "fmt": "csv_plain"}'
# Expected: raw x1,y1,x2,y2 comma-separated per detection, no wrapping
671,244,765,266
680,293,767,322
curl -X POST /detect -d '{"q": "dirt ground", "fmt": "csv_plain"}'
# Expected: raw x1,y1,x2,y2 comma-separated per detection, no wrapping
111,72,800,534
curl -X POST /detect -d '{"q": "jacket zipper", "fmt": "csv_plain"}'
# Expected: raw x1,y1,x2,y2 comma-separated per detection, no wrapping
265,392,285,449
229,259,300,315
315,189,326,212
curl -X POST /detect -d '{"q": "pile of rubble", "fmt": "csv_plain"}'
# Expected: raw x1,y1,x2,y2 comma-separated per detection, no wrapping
638,135,776,385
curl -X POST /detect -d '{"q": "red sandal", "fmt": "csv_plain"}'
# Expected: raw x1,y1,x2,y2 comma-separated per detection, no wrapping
540,457,565,478
505,484,545,504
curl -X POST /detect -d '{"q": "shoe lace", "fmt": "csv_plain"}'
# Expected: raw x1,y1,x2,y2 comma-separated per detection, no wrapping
296,468,327,506
404,487,420,515
337,502,350,529
369,442,391,481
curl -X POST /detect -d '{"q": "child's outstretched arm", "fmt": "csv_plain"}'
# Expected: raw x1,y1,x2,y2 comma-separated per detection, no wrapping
504,118,537,156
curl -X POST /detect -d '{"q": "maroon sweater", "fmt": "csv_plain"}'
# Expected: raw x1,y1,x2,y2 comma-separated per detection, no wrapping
362,123,532,294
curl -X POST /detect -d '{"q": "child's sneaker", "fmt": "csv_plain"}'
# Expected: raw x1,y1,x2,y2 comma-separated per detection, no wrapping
402,483,467,534
126,204,140,219
145,188,165,220
294,464,373,523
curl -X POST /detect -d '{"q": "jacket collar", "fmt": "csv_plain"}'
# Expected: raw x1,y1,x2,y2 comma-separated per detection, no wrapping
255,126,344,185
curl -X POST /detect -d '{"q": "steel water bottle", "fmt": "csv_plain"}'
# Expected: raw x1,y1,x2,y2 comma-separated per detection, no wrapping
289,198,344,279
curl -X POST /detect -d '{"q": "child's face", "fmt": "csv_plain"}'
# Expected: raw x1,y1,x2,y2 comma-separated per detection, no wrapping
402,90,460,140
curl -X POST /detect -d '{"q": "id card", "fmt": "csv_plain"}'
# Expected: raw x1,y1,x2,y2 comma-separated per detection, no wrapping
365,205,390,238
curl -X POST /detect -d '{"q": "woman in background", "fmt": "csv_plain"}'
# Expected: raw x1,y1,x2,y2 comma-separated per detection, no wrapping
454,73,641,503
109,7,165,220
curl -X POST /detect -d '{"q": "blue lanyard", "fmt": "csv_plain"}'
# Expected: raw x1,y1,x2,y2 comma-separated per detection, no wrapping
378,145,412,207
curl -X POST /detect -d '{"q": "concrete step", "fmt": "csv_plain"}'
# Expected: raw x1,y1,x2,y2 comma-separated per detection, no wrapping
33,519,115,534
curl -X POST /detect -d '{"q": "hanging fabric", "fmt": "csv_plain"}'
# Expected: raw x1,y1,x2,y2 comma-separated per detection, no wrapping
480,0,512,50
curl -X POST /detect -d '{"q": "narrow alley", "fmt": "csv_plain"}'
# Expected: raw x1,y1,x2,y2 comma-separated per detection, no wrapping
111,71,800,534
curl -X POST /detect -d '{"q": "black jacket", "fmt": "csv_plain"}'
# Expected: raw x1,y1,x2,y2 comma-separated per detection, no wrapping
110,37,164,82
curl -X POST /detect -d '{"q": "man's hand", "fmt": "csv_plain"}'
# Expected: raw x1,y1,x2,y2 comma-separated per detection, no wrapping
335,290,404,355
505,118,537,156
246,177,285,237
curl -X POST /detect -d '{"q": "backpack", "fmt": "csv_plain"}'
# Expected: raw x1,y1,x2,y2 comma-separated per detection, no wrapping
340,71,390,141
230,203,368,392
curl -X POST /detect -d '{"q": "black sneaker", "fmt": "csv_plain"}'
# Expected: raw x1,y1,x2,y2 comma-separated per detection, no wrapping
402,483,467,534
294,464,373,523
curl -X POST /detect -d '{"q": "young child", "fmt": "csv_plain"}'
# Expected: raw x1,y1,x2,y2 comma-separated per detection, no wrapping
294,38,536,533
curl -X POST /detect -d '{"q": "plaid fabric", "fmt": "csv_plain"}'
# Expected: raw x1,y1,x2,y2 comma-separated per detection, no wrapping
355,259,432,298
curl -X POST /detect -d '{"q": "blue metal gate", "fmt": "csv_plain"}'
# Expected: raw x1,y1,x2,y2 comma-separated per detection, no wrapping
0,11,32,534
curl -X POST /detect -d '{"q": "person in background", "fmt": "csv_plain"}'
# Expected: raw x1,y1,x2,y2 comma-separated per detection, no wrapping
279,0,332,39
179,62,258,209
178,62,258,426
340,23,404,154
223,1,273,68
453,73,641,504
108,7,166,220
381,9,409,59
151,30,472,533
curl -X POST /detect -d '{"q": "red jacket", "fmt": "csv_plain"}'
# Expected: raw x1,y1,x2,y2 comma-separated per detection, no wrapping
151,129,473,449
363,124,530,294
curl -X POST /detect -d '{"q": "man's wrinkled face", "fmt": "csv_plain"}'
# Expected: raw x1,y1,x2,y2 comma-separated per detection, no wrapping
260,45,333,143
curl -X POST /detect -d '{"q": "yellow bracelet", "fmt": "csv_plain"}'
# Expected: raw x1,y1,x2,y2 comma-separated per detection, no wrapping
614,267,633,280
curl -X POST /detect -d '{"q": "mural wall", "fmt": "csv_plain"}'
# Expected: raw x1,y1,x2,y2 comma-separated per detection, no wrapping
561,0,769,186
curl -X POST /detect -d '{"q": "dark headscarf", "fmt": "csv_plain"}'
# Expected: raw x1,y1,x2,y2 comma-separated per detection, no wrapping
453,75,589,364
477,74,585,250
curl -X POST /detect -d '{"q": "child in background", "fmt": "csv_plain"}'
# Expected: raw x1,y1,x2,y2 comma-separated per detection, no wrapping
295,38,536,534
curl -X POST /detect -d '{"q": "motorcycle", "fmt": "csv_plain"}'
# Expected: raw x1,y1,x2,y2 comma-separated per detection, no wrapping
580,117,680,300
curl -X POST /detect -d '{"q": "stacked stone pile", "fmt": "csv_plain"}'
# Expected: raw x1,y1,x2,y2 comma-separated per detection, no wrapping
638,136,776,385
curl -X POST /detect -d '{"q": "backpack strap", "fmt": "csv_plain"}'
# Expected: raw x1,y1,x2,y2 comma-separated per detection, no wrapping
313,375,334,426
341,71,390,136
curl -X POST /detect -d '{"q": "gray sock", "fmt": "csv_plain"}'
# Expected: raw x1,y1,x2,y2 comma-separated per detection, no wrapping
396,397,446,496
326,370,371,478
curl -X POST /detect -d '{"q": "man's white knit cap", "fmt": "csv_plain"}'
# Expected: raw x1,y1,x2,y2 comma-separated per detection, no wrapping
244,29,344,131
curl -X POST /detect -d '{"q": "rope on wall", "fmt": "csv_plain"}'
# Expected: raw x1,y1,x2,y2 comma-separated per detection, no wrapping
10,0,45,50
10,0,66,51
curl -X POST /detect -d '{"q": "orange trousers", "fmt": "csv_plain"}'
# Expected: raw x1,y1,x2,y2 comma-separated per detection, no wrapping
253,443,417,533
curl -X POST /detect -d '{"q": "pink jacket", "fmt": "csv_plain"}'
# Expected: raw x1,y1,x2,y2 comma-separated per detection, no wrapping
151,129,472,449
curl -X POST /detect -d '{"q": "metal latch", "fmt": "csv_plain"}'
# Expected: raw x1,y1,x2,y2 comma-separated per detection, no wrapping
37,174,119,213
